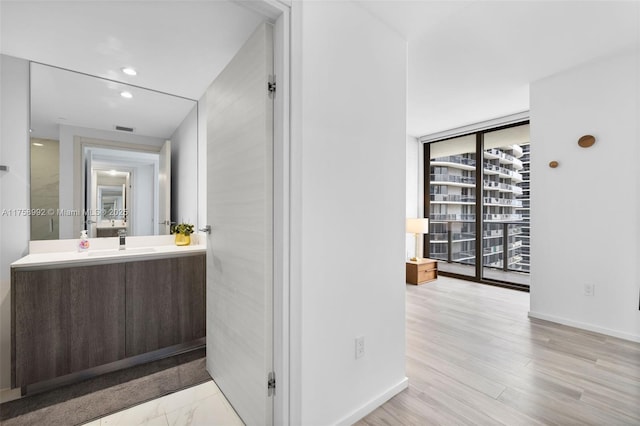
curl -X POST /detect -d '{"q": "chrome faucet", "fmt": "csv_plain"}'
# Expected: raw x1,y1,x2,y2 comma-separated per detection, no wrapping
118,229,126,250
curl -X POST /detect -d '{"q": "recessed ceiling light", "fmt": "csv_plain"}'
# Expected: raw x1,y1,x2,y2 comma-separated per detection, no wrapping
120,91,133,99
121,67,137,76
32,142,44,147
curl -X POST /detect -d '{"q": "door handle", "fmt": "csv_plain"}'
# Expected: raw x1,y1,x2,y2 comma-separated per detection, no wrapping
199,225,211,234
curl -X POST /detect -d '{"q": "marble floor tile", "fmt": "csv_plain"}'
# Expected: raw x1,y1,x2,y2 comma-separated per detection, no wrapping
92,381,242,426
100,397,165,425
158,381,222,415
165,393,243,426
141,414,169,426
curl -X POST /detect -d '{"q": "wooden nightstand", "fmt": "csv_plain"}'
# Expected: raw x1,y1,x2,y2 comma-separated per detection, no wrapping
406,259,438,285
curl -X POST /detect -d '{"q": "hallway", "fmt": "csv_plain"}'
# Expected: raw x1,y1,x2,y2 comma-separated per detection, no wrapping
359,277,640,424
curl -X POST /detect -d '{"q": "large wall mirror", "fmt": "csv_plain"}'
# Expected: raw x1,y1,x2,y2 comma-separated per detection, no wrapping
30,63,198,240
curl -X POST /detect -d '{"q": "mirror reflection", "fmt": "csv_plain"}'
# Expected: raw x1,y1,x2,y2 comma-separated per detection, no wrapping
30,63,198,240
98,186,125,220
93,169,129,237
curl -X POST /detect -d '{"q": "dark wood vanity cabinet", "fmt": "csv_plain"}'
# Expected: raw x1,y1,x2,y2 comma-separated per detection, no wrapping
125,255,206,356
11,253,205,390
12,264,126,387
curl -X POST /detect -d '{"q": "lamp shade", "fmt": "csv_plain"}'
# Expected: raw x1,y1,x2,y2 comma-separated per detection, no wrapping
406,218,429,234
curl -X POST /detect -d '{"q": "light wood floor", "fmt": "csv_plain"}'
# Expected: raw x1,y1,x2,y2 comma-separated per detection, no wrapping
358,277,640,425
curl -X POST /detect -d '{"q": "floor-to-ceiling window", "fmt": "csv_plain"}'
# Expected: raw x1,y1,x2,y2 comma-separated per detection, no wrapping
427,134,477,278
424,122,530,289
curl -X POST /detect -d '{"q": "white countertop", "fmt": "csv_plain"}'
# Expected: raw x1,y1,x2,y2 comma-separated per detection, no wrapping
11,235,207,269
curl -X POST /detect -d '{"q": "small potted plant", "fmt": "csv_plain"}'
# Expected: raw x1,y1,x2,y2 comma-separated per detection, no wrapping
171,222,194,246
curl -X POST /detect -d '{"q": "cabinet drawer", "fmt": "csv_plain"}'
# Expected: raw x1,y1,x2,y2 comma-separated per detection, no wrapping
417,263,436,273
418,269,437,282
406,260,438,285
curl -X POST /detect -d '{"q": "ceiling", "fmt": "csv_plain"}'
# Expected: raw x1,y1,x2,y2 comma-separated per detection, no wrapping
2,1,639,138
31,63,197,139
1,0,265,138
1,0,265,99
357,0,640,136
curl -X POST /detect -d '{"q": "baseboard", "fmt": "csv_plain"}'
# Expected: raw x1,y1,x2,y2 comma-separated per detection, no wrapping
335,377,409,426
528,311,640,343
0,387,22,404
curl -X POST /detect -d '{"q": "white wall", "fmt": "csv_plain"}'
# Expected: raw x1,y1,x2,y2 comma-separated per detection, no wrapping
637,14,640,337
0,54,30,389
529,49,640,342
290,2,408,424
170,104,198,225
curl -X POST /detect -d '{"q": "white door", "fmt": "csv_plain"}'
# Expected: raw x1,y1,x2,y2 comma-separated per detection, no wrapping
158,140,171,234
206,22,274,426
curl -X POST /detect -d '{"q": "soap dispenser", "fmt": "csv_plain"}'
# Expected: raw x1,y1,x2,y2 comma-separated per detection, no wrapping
79,230,90,252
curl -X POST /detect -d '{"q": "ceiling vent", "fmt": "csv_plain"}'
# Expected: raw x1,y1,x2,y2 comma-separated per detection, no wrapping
114,125,135,133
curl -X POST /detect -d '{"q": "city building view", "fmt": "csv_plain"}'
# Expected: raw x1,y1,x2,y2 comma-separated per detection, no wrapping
427,124,530,286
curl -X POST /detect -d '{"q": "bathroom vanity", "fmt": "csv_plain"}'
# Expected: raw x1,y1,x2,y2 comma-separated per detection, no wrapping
11,238,206,394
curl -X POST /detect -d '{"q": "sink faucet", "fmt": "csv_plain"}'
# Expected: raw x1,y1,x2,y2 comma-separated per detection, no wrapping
118,229,126,250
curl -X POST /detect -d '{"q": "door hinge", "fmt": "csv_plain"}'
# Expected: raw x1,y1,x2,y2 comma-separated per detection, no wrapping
268,371,276,396
268,75,276,99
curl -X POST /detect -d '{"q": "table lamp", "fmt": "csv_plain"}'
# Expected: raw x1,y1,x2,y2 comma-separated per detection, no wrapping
406,218,429,261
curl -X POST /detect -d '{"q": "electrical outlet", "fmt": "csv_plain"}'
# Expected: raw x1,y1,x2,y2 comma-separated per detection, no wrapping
355,336,365,359
584,283,595,297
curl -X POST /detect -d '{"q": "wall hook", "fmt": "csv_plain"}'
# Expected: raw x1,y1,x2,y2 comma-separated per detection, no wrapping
578,135,596,148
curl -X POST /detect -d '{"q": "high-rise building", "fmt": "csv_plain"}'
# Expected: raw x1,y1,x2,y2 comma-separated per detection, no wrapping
515,143,530,272
481,144,525,271
428,134,530,276
429,152,478,265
